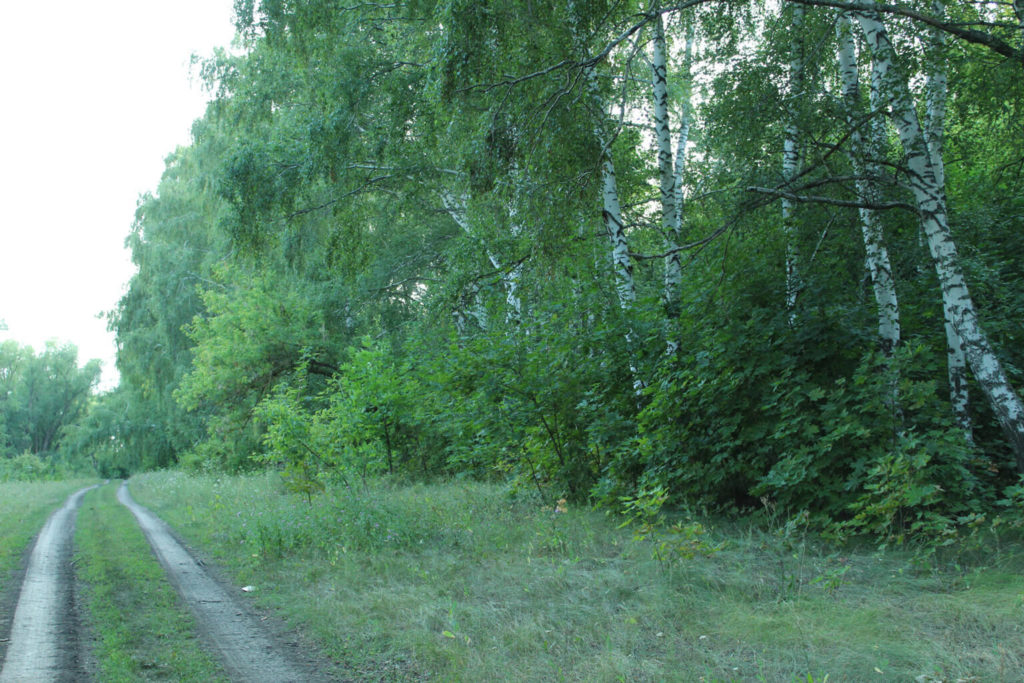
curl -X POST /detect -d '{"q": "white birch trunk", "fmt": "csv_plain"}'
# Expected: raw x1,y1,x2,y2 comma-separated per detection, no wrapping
922,0,972,440
923,4,947,195
568,0,636,310
651,12,681,310
673,29,695,230
504,176,526,325
856,8,1024,470
600,151,636,308
836,14,900,354
595,78,643,388
783,4,805,321
568,0,642,391
440,190,521,327
945,318,972,435
504,249,524,323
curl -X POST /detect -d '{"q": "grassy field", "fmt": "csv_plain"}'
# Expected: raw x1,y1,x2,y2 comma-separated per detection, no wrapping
0,479,96,596
74,481,229,682
130,471,1024,681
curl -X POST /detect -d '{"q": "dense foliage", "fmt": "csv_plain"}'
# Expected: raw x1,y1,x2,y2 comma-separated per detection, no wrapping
0,341,99,479
106,0,1024,540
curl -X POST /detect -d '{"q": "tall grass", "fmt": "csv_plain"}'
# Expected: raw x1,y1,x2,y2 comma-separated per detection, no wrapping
131,471,1024,681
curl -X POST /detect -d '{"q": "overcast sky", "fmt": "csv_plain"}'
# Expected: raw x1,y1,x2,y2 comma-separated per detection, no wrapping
0,1,237,389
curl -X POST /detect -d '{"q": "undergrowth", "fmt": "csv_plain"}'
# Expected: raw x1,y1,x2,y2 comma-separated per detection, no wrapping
130,470,1024,681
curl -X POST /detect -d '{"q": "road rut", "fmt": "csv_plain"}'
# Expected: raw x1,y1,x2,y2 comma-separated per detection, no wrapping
0,485,97,683
117,482,321,682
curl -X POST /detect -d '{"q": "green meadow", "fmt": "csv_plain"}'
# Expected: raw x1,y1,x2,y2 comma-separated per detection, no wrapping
130,471,1024,682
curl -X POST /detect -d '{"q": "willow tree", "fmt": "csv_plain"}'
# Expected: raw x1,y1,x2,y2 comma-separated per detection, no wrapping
0,341,100,458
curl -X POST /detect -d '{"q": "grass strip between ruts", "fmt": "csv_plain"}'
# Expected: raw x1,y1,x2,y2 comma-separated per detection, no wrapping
74,481,229,682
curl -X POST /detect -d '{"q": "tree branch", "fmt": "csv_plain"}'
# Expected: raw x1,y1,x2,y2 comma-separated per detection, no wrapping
784,0,1024,66
745,185,916,211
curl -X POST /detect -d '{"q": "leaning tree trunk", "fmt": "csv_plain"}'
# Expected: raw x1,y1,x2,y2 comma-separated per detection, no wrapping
922,0,973,441
836,13,901,355
782,3,805,323
856,7,1024,471
568,0,642,390
440,190,521,329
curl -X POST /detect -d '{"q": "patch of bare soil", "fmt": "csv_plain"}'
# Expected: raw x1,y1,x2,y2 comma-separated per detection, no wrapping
117,482,339,682
0,485,97,683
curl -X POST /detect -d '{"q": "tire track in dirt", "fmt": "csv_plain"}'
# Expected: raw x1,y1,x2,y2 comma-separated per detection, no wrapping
0,484,97,683
117,481,327,682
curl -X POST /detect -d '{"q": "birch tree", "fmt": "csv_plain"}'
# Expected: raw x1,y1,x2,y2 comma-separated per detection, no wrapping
563,0,649,397
651,12,697,322
440,189,522,327
836,13,900,354
673,26,696,241
651,10,681,312
100,0,1024,528
782,3,806,321
920,0,972,440
568,0,636,311
855,5,1024,470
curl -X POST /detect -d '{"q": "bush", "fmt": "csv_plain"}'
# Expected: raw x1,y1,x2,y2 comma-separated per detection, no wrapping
0,451,54,482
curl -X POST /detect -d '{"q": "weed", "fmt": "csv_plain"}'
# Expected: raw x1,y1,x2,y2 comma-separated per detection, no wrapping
619,484,725,569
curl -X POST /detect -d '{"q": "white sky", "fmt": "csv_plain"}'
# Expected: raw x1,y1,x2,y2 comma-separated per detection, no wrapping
0,0,237,390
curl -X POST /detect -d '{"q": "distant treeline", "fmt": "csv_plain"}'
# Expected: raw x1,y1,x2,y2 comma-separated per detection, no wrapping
0,340,99,479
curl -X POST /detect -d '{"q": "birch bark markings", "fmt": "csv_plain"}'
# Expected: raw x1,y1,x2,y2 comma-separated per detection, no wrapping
566,0,645,393
855,7,1024,471
440,190,505,330
504,165,528,325
591,66,643,387
783,4,806,322
601,149,637,309
651,12,681,311
923,0,972,441
836,14,900,354
567,0,636,311
673,29,695,236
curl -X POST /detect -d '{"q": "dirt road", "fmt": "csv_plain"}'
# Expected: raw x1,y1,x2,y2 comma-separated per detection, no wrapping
0,485,96,683
116,482,325,682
